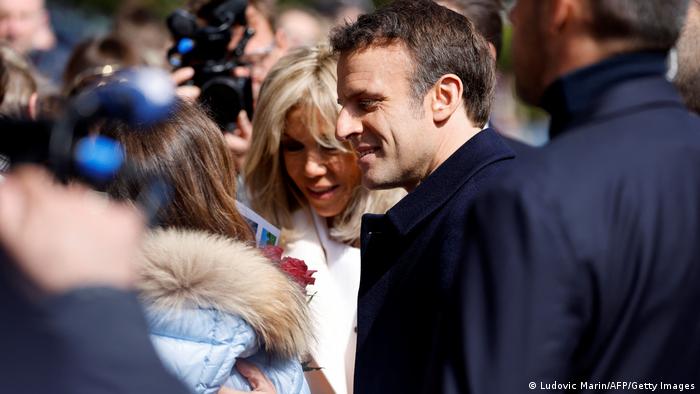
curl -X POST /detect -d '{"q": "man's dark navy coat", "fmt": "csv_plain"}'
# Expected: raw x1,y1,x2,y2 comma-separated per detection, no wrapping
354,128,514,393
442,51,700,393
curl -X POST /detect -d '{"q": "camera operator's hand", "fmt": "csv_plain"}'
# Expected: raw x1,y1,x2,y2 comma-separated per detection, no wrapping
172,67,201,102
224,110,253,171
0,166,145,294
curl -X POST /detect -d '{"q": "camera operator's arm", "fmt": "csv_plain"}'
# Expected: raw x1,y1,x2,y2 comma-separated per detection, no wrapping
172,66,201,102
224,110,253,171
0,166,189,394
0,166,141,293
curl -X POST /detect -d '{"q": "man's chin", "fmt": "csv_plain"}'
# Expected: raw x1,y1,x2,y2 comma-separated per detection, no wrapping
361,173,383,190
361,173,403,191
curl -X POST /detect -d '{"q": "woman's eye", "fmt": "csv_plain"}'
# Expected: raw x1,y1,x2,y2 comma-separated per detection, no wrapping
281,140,304,152
320,145,340,153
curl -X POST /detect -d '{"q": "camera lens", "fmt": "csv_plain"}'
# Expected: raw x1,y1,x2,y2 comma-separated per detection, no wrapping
200,76,253,132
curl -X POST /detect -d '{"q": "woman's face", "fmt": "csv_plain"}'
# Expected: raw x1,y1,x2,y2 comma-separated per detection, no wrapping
282,106,362,218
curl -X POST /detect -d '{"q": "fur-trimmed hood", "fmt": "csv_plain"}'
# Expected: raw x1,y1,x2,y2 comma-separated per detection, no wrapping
136,228,313,359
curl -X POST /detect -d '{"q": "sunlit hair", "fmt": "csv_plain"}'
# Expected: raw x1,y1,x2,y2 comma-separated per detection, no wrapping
244,45,402,244
0,44,37,119
101,99,254,243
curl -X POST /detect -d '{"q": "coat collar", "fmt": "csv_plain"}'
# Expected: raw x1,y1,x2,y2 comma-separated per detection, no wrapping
138,228,313,359
375,128,513,237
541,50,683,139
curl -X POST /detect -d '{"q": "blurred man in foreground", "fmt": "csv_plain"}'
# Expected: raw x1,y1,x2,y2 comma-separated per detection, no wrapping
443,1,700,392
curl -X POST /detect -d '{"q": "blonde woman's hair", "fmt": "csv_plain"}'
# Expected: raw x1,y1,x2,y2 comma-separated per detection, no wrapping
244,45,403,244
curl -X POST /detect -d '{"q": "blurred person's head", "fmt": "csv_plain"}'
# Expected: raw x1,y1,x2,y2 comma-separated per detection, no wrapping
277,7,327,49
245,45,398,244
334,4,367,26
113,5,171,68
436,0,503,59
188,0,289,102
63,36,143,96
330,0,495,191
509,0,690,106
0,0,48,54
0,43,37,119
675,0,700,114
101,99,254,242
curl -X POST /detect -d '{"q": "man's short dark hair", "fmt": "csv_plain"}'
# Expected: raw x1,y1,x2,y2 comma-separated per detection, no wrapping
588,0,690,51
437,0,503,58
330,0,495,127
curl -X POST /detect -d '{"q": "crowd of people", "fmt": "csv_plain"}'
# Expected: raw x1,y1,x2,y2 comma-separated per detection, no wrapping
1,0,700,393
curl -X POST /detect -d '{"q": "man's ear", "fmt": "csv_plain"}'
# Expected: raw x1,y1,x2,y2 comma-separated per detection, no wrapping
430,74,463,123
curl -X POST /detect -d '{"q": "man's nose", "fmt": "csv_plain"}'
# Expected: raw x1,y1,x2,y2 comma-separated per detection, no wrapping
336,107,362,142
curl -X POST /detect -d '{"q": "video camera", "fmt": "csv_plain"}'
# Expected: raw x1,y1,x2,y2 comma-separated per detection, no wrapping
0,68,176,224
167,0,254,131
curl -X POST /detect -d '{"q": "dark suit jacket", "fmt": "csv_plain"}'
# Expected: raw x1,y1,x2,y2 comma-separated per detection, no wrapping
355,129,515,393
443,51,700,393
0,252,189,394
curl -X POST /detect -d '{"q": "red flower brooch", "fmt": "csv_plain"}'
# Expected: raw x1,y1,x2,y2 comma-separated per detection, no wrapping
261,245,316,288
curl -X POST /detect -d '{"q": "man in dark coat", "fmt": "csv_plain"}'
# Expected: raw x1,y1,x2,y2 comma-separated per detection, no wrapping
442,0,700,392
330,1,515,392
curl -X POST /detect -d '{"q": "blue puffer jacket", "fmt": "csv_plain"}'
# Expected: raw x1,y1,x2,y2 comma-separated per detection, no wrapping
137,229,313,394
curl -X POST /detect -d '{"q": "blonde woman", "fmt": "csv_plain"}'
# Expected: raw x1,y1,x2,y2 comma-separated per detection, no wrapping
244,45,404,394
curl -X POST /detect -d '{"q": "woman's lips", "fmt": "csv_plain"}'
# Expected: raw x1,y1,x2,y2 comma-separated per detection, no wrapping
306,185,340,200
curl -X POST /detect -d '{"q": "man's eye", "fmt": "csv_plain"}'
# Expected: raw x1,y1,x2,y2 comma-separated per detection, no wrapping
359,99,379,110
